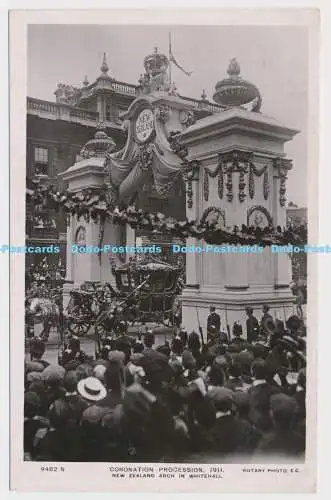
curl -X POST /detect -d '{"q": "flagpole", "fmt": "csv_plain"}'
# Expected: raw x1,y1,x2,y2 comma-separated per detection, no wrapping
168,32,172,85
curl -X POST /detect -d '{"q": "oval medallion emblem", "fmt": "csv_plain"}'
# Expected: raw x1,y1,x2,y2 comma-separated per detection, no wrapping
135,108,155,143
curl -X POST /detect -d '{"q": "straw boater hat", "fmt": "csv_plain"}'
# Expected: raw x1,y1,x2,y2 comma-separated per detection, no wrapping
77,376,107,402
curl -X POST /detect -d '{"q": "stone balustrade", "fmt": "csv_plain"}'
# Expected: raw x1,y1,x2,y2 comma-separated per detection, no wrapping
68,107,99,123
27,97,99,126
179,95,224,113
112,81,138,95
27,93,223,129
27,98,57,114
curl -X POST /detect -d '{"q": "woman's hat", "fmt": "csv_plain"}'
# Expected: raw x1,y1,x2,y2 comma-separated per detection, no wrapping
26,371,43,383
41,365,65,384
77,376,107,402
182,349,196,370
93,364,107,381
108,350,126,364
276,335,299,352
63,370,78,392
25,361,45,373
24,391,41,410
29,337,45,355
209,387,234,412
81,405,108,425
286,315,302,332
75,363,94,381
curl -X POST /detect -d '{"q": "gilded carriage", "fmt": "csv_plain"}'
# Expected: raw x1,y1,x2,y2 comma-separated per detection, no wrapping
64,258,183,338
113,259,182,320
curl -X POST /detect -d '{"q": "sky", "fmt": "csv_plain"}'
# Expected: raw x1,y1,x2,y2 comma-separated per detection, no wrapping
28,24,308,206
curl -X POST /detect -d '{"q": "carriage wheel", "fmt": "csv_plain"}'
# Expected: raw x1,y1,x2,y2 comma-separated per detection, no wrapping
68,320,90,337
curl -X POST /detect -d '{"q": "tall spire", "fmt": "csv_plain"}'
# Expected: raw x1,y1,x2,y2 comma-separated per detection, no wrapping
100,52,109,74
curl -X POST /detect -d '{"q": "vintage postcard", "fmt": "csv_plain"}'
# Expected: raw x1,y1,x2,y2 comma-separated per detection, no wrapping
9,8,318,493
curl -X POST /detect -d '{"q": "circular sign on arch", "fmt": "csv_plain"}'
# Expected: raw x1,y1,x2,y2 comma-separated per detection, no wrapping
135,108,155,143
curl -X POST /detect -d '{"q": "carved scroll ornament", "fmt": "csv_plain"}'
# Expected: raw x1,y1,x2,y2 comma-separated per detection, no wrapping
273,158,293,207
182,161,199,209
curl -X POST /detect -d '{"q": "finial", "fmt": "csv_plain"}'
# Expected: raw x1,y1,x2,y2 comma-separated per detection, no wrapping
154,47,158,54
83,75,89,86
100,53,109,74
201,89,208,101
227,58,240,76
213,57,261,109
168,81,178,96
80,122,116,159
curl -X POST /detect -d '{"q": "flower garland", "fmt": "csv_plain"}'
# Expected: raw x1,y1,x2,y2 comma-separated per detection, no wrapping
26,181,307,247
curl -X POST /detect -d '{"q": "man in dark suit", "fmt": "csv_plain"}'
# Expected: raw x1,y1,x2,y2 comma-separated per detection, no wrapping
248,359,281,433
204,387,260,456
245,306,260,343
207,306,221,335
254,393,305,458
260,304,273,338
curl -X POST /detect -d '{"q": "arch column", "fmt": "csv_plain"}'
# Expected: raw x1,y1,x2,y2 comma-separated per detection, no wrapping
179,108,299,336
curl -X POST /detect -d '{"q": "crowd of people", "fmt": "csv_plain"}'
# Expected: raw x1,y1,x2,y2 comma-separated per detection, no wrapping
24,304,306,463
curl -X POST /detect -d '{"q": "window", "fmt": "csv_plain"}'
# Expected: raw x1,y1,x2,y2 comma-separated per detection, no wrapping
34,147,48,164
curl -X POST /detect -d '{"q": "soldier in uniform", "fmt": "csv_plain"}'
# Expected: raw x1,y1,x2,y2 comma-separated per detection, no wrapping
245,306,260,343
207,305,221,336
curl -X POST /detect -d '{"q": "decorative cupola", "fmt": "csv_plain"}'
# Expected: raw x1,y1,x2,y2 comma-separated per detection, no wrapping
79,122,116,159
213,58,262,112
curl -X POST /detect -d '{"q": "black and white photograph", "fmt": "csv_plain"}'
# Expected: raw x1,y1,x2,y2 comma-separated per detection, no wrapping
8,8,318,493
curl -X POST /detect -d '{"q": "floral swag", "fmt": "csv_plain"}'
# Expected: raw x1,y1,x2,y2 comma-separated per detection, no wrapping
26,180,307,247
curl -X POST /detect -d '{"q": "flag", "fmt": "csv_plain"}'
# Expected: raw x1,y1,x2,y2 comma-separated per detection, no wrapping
169,33,192,77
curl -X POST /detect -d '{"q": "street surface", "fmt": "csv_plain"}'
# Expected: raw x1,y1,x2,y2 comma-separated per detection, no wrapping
25,323,176,365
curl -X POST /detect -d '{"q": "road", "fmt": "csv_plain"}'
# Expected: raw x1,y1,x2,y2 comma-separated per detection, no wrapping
25,305,307,366
25,323,177,366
